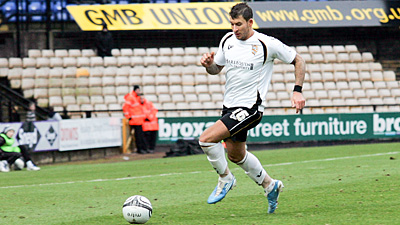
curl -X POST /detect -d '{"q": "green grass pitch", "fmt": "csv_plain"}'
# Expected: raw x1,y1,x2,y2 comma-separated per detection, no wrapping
1,142,399,225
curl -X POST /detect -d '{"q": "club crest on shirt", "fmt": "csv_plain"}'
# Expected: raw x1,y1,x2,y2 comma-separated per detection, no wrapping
251,45,258,55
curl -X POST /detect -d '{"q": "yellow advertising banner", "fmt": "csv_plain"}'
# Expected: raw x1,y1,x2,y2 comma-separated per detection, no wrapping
67,2,255,31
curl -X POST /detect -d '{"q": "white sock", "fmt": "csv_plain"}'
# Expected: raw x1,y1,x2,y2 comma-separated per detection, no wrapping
264,180,276,194
199,141,227,175
236,151,267,185
220,171,233,182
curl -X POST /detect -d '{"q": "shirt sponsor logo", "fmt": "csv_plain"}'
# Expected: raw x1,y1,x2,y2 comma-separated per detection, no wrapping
226,59,254,70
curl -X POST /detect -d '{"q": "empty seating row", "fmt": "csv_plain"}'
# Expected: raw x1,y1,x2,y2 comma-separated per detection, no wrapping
27,47,215,59
0,55,202,69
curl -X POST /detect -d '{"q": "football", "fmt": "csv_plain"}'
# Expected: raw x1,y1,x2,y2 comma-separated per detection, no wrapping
122,195,152,224
14,158,25,170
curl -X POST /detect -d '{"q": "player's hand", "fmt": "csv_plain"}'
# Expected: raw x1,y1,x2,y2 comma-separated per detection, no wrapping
291,92,306,113
200,52,215,68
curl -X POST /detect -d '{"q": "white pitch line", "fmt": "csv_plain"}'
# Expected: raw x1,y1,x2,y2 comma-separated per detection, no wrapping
1,151,398,189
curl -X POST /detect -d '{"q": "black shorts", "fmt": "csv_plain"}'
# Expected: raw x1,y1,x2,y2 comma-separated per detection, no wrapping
220,105,263,142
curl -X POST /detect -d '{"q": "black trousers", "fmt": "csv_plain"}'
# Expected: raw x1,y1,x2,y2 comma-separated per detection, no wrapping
131,125,148,153
0,151,21,164
144,131,158,151
19,145,32,162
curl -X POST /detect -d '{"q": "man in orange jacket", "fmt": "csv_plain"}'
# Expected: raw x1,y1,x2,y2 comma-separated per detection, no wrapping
122,85,149,154
141,95,159,153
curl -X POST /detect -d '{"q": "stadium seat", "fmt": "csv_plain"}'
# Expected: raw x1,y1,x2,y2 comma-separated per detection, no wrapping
183,55,198,66
171,94,185,103
104,95,118,104
90,57,104,67
102,86,116,96
157,94,171,103
378,89,391,98
211,93,224,102
81,49,96,57
146,48,159,56
276,91,290,100
158,47,172,56
103,67,117,77
314,90,328,99
197,47,210,56
62,87,76,96
129,76,142,87
172,47,185,56
90,95,104,105
42,49,55,58
117,57,131,67
361,80,374,89
34,88,49,99
328,90,341,99
49,96,63,107
302,90,315,100
198,93,211,102
311,82,324,90
366,89,380,98
361,52,374,62
373,81,386,90
333,45,346,54
111,49,121,57
155,75,169,85
69,49,81,57
349,52,363,63
55,49,69,58
28,49,42,58
337,53,350,63
369,62,382,71
345,45,358,53
170,56,184,66
166,75,180,85
324,53,337,63
104,57,117,67
63,57,77,68
311,54,324,63
169,85,183,94
23,58,36,68
133,48,146,57
321,45,334,54
141,85,155,95
115,76,128,86
120,48,133,56
309,45,321,54
169,66,183,76
156,85,169,95
9,58,22,68
76,57,90,68
386,81,399,90
383,71,396,81
185,47,198,56
296,46,308,54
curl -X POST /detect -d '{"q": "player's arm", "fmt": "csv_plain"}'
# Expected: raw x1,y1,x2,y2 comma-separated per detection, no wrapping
200,52,224,75
291,53,306,113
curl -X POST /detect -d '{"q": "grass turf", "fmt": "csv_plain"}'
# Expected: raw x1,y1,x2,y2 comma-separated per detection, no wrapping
1,142,399,225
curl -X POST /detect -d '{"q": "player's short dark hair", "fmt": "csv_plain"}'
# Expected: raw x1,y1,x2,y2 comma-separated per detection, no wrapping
229,3,253,21
133,85,140,91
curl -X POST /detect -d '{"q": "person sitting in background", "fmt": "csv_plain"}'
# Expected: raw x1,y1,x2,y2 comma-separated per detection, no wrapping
26,102,37,122
0,126,40,171
0,130,21,172
95,23,114,57
10,105,21,122
123,85,149,154
48,106,63,121
141,95,159,154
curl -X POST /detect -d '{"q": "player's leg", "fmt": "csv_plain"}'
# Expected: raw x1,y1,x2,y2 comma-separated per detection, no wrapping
199,120,236,204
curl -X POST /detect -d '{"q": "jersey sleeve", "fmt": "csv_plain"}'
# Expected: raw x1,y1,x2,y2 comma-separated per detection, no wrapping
268,37,296,64
214,32,233,66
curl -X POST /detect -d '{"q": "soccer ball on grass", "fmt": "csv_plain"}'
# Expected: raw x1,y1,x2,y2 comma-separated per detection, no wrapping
122,195,152,224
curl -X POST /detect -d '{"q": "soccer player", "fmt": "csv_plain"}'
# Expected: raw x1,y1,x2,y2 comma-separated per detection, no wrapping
199,3,306,213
